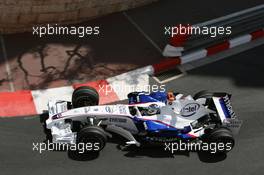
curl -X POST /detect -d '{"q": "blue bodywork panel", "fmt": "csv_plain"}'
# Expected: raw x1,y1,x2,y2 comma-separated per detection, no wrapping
129,91,195,139
128,91,167,104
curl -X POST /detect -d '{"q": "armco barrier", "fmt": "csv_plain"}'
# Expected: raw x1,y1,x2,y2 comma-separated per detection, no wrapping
163,4,264,57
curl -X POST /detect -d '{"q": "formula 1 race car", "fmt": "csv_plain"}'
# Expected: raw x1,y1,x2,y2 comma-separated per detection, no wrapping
45,86,242,154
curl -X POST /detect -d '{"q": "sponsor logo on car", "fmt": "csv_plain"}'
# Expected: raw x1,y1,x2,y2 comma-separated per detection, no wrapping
223,95,236,118
105,106,114,113
181,103,200,117
84,107,90,113
109,118,127,123
118,106,127,114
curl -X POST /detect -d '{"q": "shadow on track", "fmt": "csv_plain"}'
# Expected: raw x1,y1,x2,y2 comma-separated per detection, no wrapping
67,151,100,161
116,143,227,163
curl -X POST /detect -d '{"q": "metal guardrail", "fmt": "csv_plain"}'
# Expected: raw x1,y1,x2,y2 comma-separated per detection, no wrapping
169,4,264,55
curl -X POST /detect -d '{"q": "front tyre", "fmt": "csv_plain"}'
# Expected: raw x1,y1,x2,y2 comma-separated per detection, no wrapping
72,86,99,108
77,126,107,152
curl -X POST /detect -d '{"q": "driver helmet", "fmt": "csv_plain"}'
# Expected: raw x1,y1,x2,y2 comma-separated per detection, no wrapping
147,104,160,115
167,92,175,104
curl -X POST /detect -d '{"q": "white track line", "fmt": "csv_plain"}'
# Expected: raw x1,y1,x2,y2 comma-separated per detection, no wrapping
123,11,163,55
0,35,15,92
107,73,149,100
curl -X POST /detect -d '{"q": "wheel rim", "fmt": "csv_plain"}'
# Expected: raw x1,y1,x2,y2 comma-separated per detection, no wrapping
76,96,95,107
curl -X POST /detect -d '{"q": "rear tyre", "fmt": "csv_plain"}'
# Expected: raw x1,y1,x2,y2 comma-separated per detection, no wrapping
72,86,99,108
193,90,213,100
193,90,216,110
77,126,107,152
205,127,235,154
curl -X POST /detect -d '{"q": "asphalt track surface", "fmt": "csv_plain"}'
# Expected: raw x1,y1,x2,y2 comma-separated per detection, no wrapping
1,1,264,174
0,45,263,175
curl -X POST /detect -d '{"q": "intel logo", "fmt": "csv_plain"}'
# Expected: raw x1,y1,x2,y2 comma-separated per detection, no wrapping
181,103,200,117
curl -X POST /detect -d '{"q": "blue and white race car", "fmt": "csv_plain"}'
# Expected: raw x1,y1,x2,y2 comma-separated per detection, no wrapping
45,86,242,154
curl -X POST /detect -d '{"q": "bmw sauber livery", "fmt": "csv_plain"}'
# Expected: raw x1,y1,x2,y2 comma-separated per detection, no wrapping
45,86,242,154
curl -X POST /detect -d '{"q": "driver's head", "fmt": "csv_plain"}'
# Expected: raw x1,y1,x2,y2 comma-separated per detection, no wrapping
167,92,175,102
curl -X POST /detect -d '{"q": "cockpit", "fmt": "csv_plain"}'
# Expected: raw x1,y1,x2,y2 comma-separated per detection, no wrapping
129,103,161,117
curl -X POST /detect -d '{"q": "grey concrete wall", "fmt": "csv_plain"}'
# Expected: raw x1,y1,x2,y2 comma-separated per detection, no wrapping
0,0,158,33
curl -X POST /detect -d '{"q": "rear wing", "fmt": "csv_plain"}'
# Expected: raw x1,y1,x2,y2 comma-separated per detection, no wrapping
213,94,236,120
212,94,242,135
